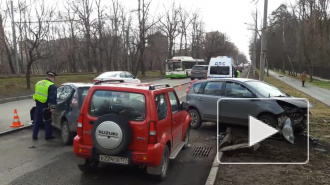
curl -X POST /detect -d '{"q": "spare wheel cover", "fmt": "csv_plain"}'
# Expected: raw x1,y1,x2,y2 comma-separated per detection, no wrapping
95,121,123,149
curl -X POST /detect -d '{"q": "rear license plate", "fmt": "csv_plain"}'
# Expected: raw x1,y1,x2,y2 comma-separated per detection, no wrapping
99,155,129,165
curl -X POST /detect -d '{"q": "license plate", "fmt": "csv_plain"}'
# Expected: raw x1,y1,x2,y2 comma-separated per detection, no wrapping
99,155,129,165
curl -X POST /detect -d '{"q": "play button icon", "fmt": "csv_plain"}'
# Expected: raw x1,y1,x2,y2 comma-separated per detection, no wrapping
249,116,279,146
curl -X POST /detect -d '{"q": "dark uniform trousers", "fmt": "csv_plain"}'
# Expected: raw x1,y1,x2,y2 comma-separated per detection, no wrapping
33,101,53,139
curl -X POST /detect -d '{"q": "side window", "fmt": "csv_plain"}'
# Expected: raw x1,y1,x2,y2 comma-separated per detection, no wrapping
192,83,202,94
56,86,64,100
125,72,134,78
58,85,73,101
168,91,180,113
203,82,224,95
225,82,254,98
119,73,126,78
155,94,167,121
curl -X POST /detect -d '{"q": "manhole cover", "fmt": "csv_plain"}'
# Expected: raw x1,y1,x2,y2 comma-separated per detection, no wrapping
192,146,212,157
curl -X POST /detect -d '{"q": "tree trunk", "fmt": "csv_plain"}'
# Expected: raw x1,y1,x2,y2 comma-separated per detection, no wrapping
26,62,33,89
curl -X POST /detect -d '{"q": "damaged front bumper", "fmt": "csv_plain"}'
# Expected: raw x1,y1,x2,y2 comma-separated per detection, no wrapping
277,112,308,144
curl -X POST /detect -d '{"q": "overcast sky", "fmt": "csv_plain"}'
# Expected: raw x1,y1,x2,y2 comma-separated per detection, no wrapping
6,0,293,61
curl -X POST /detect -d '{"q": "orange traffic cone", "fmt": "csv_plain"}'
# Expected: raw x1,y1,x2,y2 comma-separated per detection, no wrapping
10,109,24,128
178,84,182,90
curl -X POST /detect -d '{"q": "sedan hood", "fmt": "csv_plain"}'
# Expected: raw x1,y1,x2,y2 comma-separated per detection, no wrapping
273,98,309,108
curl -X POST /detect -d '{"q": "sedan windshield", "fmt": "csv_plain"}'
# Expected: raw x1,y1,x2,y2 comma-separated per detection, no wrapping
246,81,288,97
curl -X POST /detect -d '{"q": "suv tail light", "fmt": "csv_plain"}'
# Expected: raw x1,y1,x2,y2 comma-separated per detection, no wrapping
93,79,99,83
186,81,193,94
77,113,84,137
207,76,210,79
148,121,157,144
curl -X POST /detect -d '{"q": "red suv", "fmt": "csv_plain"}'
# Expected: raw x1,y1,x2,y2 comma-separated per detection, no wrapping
73,80,191,180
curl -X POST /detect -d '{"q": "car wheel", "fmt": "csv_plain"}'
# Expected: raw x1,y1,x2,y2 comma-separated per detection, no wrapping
78,159,99,173
183,126,190,149
61,120,74,145
190,77,195,80
258,114,277,128
151,145,170,181
91,114,132,155
189,109,202,129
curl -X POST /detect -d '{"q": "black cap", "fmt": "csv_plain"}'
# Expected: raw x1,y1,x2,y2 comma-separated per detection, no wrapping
46,71,58,77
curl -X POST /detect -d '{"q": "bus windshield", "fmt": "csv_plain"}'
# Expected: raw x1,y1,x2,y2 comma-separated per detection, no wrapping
167,62,182,71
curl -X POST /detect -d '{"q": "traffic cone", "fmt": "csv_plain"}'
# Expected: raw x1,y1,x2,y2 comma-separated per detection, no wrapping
178,84,182,90
10,109,24,128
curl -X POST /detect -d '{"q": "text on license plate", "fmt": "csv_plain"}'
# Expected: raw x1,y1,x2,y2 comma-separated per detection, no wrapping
99,155,129,165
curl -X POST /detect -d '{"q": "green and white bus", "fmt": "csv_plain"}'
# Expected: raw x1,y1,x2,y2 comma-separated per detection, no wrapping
165,56,206,78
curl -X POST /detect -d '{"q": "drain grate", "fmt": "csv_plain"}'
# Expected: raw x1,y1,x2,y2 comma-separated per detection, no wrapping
192,146,212,157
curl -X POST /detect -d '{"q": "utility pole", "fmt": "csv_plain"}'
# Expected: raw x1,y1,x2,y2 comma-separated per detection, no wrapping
259,0,268,81
253,8,257,74
11,0,19,75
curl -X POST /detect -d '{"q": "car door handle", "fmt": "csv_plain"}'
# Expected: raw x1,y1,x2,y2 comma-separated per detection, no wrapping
197,98,202,101
173,119,176,123
222,100,229,103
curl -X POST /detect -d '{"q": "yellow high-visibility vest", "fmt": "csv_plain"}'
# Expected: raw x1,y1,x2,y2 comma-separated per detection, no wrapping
33,80,54,103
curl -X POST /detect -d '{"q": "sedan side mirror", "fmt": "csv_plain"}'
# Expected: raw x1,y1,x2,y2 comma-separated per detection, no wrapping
133,76,136,79
181,102,189,111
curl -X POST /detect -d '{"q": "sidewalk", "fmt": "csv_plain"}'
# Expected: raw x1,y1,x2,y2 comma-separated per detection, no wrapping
269,70,330,107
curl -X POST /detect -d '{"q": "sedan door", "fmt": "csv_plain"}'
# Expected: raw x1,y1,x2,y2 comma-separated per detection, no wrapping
219,81,259,125
52,85,75,129
196,81,225,122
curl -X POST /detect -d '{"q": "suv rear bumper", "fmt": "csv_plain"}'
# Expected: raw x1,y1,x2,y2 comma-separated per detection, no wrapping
73,136,165,167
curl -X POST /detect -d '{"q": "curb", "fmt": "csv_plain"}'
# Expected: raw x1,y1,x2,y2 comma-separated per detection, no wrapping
205,127,232,185
0,124,33,137
0,95,33,104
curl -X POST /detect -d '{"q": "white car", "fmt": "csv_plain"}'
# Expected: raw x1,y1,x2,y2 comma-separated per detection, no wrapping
93,71,141,83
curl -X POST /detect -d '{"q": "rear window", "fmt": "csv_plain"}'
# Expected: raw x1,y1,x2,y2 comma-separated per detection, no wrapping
99,72,117,78
78,87,90,108
89,90,146,121
210,66,230,75
192,66,208,70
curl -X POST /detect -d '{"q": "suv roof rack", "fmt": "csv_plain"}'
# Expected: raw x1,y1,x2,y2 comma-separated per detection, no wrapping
94,79,125,85
149,84,170,90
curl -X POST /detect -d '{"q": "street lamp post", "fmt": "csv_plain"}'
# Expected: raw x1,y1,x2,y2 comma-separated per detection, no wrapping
259,0,268,81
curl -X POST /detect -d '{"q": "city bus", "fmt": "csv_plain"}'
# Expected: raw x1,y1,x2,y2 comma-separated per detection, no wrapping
165,56,206,78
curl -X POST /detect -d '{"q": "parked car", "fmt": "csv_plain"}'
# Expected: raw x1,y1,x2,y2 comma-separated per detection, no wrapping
186,78,309,143
93,71,141,83
52,83,93,145
73,81,191,180
190,65,208,80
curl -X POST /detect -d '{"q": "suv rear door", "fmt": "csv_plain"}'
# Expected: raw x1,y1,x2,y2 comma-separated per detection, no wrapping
196,81,225,122
83,89,149,151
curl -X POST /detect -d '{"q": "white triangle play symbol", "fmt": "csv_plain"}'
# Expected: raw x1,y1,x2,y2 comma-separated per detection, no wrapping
249,116,279,146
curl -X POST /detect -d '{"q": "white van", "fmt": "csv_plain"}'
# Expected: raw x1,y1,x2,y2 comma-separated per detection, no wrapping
207,56,235,78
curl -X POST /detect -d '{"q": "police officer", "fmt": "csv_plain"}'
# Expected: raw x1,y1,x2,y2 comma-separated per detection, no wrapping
236,69,241,78
32,71,57,140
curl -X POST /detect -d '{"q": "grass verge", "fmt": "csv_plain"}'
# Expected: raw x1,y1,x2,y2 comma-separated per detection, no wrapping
0,70,162,98
264,75,330,143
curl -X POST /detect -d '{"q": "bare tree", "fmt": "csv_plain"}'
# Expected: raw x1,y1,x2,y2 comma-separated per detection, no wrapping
20,1,59,89
157,2,180,59
71,0,94,72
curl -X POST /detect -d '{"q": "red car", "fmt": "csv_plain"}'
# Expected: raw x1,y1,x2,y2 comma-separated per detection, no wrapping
73,80,191,180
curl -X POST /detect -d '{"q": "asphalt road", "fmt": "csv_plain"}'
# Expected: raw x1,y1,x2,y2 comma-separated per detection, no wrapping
0,78,191,134
0,78,217,185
